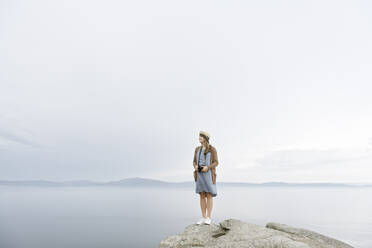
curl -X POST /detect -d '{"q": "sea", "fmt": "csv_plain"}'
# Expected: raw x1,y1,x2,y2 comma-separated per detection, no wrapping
0,185,371,248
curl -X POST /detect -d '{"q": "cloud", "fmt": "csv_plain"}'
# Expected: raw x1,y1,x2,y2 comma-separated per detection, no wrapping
255,148,372,170
0,128,38,147
0,108,40,148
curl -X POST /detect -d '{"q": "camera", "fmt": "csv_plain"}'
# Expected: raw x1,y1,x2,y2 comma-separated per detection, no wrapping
198,165,204,172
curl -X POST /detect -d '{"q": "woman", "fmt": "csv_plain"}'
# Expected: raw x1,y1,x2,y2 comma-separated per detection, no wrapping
193,131,219,225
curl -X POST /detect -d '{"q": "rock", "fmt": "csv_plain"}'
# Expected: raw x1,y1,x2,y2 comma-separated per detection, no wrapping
158,218,354,248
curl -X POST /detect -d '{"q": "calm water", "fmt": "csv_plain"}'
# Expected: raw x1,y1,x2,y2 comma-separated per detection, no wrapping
0,185,371,248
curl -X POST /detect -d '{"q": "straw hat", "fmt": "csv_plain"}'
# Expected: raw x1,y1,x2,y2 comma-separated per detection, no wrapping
199,131,210,142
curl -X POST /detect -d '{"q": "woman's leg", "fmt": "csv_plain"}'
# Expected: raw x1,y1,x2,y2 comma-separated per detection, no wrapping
206,192,213,218
199,192,207,218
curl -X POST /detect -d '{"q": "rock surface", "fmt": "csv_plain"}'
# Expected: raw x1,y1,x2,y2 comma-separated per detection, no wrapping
158,218,354,248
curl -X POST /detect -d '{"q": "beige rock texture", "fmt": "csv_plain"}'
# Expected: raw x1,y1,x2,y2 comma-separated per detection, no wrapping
158,218,354,248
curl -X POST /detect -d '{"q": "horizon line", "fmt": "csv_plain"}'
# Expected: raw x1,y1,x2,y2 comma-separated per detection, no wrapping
0,177,371,185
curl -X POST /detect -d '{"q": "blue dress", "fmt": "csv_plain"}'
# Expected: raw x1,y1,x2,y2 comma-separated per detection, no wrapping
195,146,217,197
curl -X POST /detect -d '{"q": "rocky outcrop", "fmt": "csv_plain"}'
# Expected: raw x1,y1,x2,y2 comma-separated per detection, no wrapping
158,218,354,248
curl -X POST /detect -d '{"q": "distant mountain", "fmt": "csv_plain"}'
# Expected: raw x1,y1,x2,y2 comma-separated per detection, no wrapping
0,178,371,187
105,177,173,186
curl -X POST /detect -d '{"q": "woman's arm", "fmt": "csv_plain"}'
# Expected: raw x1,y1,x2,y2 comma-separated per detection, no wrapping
193,146,198,170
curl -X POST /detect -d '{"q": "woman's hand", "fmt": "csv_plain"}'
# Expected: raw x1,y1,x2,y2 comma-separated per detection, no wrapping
202,166,209,172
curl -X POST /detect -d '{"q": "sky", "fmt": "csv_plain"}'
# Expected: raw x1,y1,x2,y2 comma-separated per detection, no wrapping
1,0,372,183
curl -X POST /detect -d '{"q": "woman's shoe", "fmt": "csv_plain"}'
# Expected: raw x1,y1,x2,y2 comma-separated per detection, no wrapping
196,217,206,225
204,217,211,225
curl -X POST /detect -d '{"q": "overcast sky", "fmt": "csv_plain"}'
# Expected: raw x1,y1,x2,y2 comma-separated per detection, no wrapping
1,0,372,183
